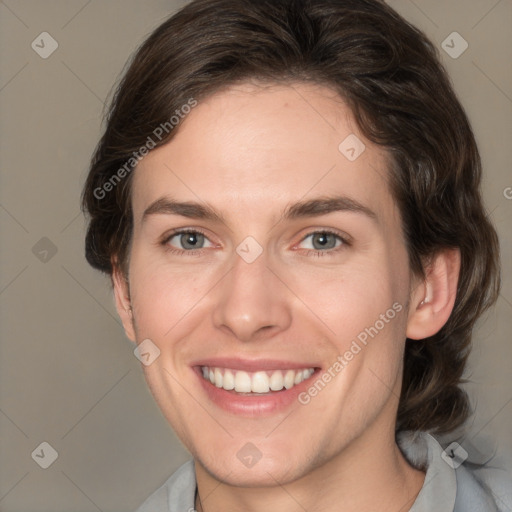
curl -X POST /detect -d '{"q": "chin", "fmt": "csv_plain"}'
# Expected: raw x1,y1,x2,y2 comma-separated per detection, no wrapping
200,455,305,488
197,436,318,484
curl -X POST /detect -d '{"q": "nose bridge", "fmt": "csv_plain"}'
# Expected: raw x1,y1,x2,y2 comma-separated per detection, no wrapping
212,246,292,341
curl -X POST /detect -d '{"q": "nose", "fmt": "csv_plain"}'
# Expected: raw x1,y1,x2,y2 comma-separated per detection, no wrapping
212,248,292,343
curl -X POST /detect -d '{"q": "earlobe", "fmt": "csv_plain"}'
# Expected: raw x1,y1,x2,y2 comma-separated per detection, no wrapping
406,249,461,340
112,265,136,343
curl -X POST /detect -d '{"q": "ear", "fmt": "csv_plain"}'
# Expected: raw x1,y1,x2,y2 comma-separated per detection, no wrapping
406,248,461,340
112,264,136,343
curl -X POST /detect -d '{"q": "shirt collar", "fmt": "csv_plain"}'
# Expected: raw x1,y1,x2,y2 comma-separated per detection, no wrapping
398,431,457,512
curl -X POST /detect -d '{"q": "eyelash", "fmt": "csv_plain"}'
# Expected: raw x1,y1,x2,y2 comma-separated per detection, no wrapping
160,228,351,257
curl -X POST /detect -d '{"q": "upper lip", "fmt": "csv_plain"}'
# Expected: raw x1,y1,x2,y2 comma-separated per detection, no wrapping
191,357,321,372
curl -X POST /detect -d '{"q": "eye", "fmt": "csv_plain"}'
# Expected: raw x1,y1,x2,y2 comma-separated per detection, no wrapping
164,230,214,251
297,231,347,253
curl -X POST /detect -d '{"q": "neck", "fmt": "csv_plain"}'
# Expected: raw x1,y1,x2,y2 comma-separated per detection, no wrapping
194,425,425,512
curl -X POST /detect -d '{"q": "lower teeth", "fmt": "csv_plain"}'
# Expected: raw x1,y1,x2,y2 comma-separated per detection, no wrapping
228,389,282,395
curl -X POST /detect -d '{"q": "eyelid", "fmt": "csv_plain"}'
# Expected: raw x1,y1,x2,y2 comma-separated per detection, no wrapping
160,227,351,255
160,227,217,250
292,228,352,250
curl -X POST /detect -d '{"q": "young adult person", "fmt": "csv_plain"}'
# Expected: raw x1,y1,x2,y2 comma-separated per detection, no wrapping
82,1,509,510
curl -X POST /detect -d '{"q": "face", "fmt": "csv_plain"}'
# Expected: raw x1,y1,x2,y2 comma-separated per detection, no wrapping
117,82,417,486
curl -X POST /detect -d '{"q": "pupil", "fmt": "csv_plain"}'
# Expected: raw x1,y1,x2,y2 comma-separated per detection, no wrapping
313,233,335,250
182,232,202,249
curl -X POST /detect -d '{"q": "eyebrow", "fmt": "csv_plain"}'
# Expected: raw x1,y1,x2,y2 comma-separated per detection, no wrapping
142,195,378,224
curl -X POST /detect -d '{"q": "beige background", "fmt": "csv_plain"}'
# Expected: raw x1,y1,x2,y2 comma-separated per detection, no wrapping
0,1,511,510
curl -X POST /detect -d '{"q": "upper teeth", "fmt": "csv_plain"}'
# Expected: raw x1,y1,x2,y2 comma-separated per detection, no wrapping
201,367,315,393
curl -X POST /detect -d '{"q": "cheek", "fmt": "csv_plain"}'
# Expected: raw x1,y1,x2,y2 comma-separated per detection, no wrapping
283,254,400,339
294,253,407,396
127,243,217,336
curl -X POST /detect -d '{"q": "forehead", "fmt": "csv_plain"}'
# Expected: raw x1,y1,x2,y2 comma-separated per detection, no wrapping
132,81,396,226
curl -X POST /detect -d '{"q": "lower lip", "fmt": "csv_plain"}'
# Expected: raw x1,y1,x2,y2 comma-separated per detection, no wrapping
194,367,319,417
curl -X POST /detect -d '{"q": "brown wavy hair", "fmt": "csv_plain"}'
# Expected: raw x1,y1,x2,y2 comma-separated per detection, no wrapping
81,0,500,434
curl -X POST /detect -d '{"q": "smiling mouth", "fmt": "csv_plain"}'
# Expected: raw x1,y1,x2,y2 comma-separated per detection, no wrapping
200,366,316,394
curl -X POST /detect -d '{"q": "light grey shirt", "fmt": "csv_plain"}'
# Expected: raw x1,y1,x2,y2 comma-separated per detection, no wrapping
135,432,511,511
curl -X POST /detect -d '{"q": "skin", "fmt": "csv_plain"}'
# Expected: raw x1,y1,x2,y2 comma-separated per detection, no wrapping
113,82,460,512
